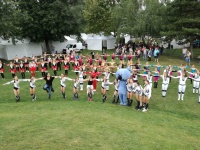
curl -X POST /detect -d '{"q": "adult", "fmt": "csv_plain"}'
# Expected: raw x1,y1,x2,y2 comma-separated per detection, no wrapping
43,73,55,99
185,50,191,66
182,47,187,59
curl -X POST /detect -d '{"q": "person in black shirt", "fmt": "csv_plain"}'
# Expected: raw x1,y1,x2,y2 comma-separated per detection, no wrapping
43,73,55,99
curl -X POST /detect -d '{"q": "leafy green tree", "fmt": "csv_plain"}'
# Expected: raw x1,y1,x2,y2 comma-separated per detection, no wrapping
161,0,200,58
0,0,21,40
83,0,119,34
18,0,81,53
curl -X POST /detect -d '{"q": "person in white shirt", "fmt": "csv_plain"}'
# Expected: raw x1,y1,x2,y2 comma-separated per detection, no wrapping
171,72,188,101
160,72,170,97
29,76,37,101
135,81,143,110
112,79,119,104
73,77,79,100
190,71,200,103
100,77,113,103
182,47,187,59
142,80,152,112
54,74,73,99
126,78,135,106
104,69,111,91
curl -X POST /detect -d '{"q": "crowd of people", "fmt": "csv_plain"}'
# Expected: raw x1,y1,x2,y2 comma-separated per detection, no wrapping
1,44,199,112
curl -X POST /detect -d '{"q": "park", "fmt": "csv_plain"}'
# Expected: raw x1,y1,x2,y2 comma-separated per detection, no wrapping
0,0,200,150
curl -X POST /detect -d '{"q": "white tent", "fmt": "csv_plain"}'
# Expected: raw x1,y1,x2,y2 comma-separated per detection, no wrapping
86,34,116,51
0,38,43,60
52,36,77,53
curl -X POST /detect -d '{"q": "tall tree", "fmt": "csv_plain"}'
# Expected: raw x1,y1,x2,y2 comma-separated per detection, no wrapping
162,0,200,58
83,0,119,34
0,0,21,40
18,0,81,53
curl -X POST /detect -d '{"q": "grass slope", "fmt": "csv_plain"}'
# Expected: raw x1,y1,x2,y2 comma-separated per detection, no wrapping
0,49,200,150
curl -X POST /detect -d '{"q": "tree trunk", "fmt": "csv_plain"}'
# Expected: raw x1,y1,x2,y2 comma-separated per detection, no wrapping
190,36,194,59
45,38,51,54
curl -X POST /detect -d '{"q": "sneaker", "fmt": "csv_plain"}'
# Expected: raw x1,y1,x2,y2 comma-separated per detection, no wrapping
178,99,180,101
80,89,83,91
34,96,36,100
93,90,96,92
142,109,147,112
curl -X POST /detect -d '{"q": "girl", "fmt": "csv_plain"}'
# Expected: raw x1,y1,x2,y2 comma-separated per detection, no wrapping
40,60,47,77
153,68,160,88
43,73,55,99
76,68,86,91
9,62,16,78
29,76,37,101
52,58,58,76
74,59,80,76
63,57,70,76
188,65,197,84
112,79,119,104
139,71,153,88
126,78,135,106
135,81,143,110
171,72,188,101
190,72,200,103
160,72,170,97
104,69,111,91
0,60,5,79
187,69,199,94
14,55,19,71
100,77,113,103
57,74,72,99
142,80,152,112
86,76,94,101
29,61,37,77
13,76,21,102
19,61,26,79
73,77,79,100
23,57,29,72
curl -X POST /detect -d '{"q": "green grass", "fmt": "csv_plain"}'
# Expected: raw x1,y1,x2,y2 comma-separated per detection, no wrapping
0,49,200,150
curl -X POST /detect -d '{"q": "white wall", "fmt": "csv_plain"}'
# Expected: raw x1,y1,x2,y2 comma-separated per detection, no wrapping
87,39,102,50
107,38,116,49
0,45,7,60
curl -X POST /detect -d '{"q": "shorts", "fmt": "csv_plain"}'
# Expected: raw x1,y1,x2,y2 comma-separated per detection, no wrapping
13,87,19,90
115,90,118,92
154,56,158,58
30,86,34,89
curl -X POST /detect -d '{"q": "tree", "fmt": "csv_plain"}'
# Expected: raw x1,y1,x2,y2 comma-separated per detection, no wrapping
83,0,119,35
0,0,21,40
161,0,200,58
18,0,81,53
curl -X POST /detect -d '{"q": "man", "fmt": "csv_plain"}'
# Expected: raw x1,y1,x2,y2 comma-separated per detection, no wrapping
185,50,191,66
182,47,187,59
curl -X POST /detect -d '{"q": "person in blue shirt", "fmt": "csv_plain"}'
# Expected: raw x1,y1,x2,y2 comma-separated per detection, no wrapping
154,47,160,62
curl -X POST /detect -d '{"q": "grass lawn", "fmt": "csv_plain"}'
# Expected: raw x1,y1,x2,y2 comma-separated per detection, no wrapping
0,48,200,150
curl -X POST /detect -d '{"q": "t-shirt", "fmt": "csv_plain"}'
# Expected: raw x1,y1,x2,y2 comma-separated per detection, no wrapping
44,76,55,86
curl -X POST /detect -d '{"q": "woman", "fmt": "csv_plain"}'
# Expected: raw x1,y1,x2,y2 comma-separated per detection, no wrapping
160,72,170,97
142,80,152,112
170,71,188,101
0,60,5,79
135,81,143,110
112,79,119,104
43,73,55,99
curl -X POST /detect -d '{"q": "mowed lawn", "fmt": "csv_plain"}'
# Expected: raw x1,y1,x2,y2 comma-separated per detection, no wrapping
0,48,200,150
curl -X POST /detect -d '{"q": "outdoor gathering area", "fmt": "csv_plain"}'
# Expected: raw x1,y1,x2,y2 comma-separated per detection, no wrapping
0,0,200,150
